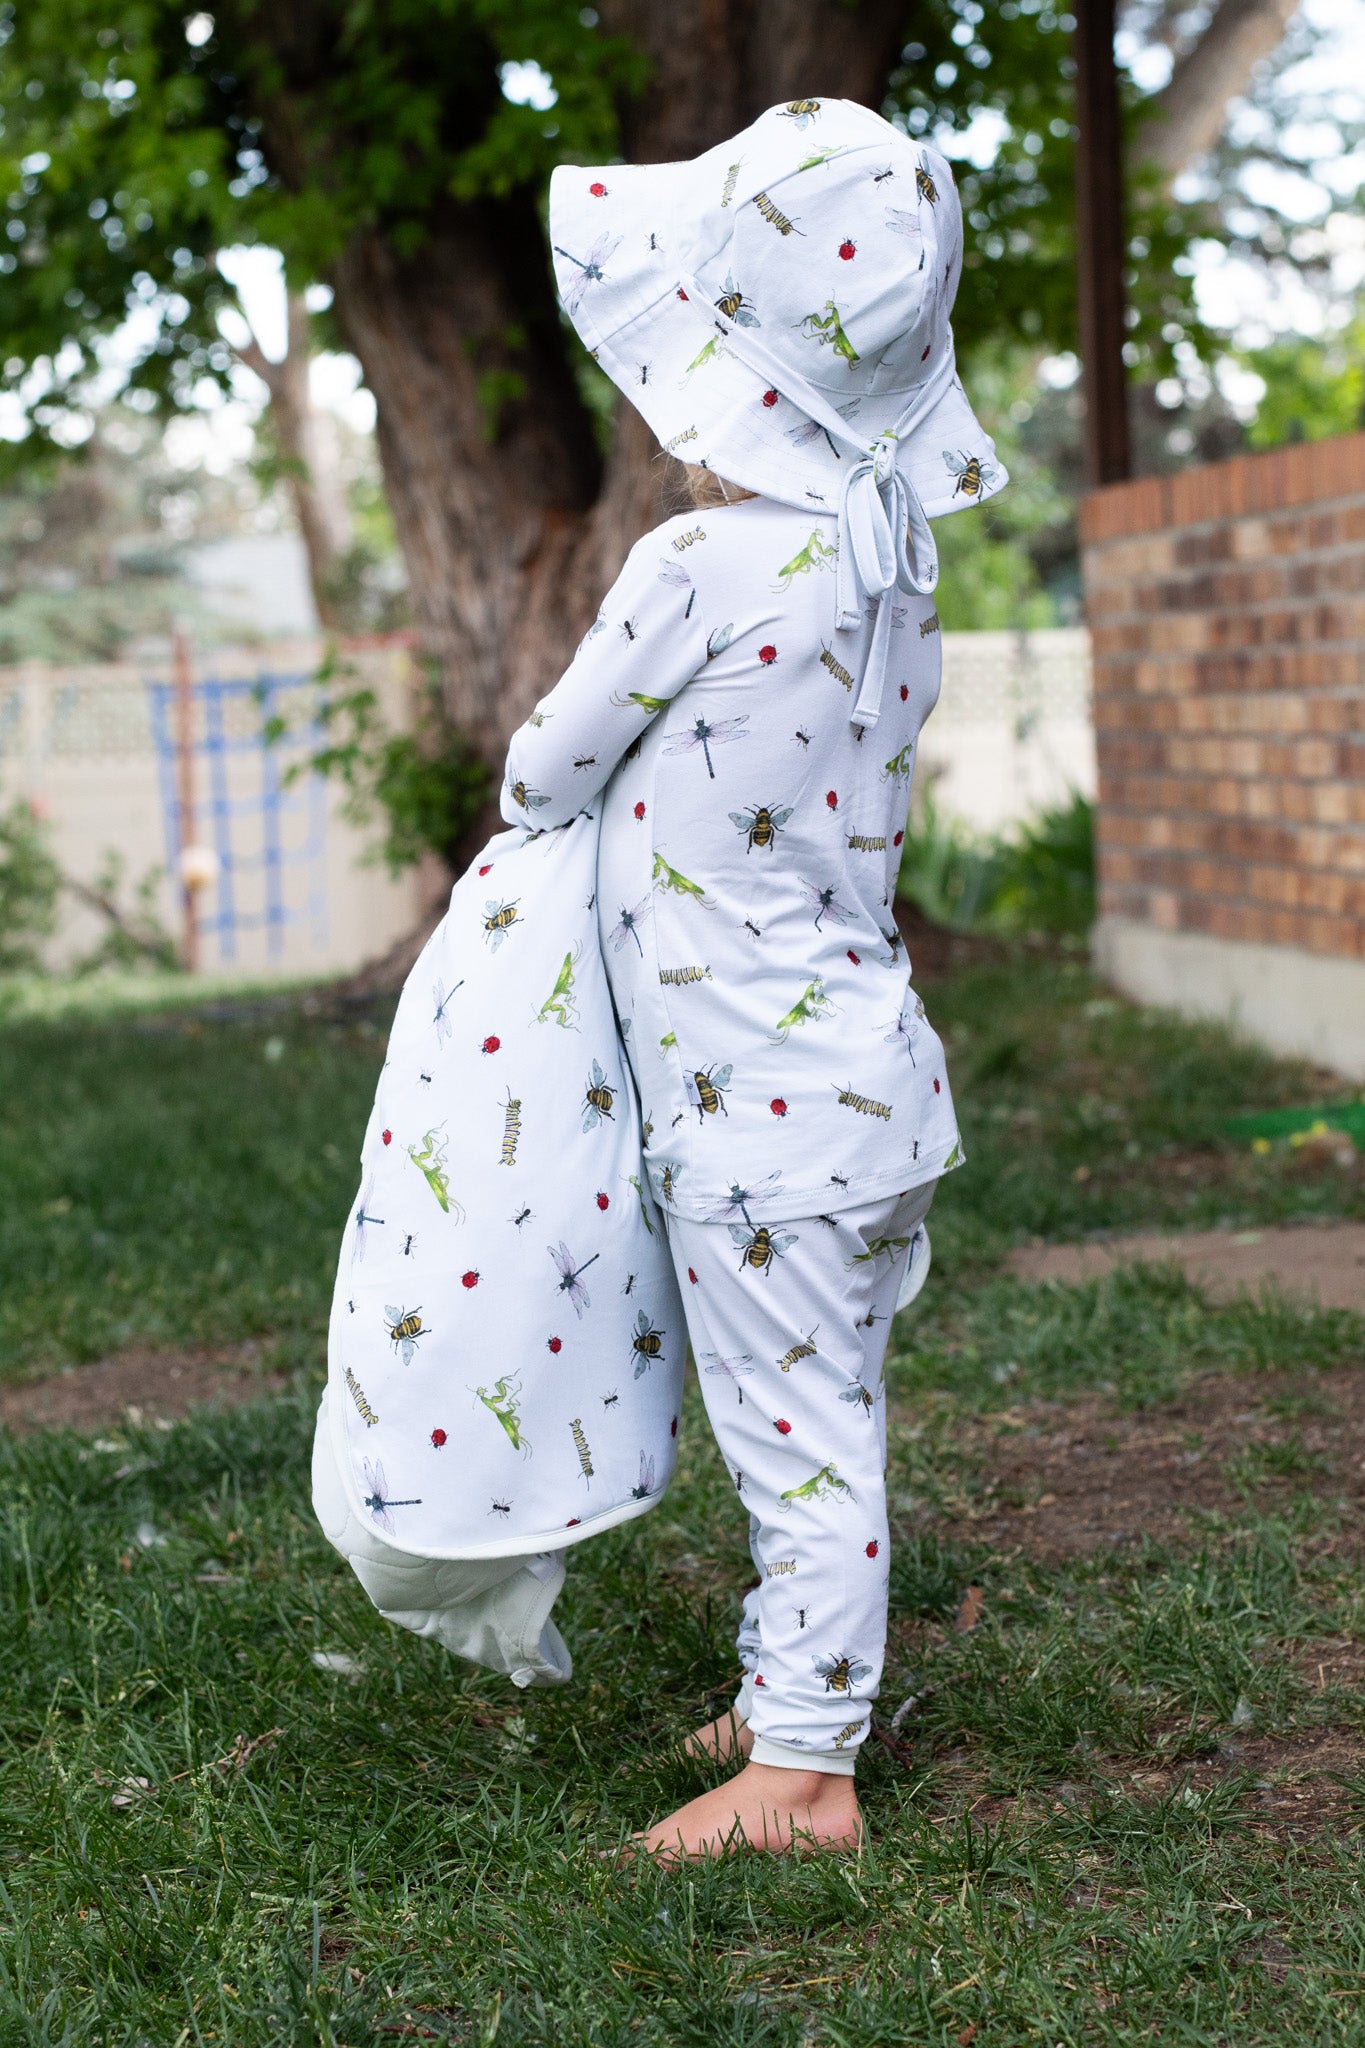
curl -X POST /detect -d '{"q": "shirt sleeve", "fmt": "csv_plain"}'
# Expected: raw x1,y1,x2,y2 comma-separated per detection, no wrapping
500,527,710,830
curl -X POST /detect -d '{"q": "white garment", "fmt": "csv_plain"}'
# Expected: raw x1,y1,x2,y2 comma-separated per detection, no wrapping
664,1181,936,1771
502,497,963,1226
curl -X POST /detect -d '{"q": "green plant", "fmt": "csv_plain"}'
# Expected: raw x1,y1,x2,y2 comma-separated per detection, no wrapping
897,788,1095,937
0,797,60,972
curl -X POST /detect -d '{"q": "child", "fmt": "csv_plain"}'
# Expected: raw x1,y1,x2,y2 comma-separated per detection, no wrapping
496,97,1005,1856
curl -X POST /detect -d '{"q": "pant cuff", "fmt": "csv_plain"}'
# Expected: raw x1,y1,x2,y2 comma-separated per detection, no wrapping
748,1733,859,1777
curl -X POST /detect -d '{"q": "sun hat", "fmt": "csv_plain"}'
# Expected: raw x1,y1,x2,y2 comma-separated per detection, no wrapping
548,96,1007,727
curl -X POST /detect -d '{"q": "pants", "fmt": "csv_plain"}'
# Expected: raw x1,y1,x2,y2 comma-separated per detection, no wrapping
664,1180,935,1774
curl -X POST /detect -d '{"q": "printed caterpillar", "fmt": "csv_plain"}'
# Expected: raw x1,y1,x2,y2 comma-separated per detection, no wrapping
664,426,698,455
834,1086,892,1122
846,833,887,852
570,1416,594,1481
720,160,741,207
752,189,799,236
500,1090,522,1166
820,643,854,691
672,524,704,550
345,1366,378,1428
659,965,713,985
777,1327,819,1371
765,1558,797,1577
919,613,941,638
833,1717,867,1751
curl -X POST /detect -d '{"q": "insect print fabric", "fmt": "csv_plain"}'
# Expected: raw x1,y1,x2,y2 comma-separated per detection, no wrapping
324,810,685,1561
501,504,964,1226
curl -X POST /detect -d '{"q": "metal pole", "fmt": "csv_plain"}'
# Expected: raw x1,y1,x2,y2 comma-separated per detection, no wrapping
1073,0,1132,487
171,626,199,973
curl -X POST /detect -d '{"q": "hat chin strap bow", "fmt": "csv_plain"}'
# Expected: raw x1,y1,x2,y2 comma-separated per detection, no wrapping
680,278,942,729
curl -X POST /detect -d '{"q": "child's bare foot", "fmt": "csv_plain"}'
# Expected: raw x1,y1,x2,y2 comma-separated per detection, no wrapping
680,1707,754,1764
635,1761,862,1861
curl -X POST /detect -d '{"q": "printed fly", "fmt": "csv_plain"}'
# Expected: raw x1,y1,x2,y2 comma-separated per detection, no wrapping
362,1459,421,1534
610,894,652,957
549,1241,600,1319
662,712,750,779
552,232,623,314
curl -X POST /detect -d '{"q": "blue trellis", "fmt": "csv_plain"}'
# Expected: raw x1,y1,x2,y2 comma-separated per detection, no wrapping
146,670,329,963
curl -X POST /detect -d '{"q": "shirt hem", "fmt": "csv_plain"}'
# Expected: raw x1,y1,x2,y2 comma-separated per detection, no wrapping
655,1133,964,1224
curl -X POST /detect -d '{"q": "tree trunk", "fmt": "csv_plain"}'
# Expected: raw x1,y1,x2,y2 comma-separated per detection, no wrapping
229,292,355,631
327,1,909,777
1134,0,1299,181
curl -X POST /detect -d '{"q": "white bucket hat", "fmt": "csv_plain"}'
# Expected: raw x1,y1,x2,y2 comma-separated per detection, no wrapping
549,96,1007,726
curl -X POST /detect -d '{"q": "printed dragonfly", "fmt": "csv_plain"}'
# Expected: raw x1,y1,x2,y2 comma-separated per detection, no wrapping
632,1451,656,1501
610,894,652,957
548,1241,601,1319
662,712,750,780
705,1174,786,1228
799,880,857,932
362,1459,422,1533
432,977,461,1047
702,1352,756,1401
552,233,623,314
352,1174,385,1263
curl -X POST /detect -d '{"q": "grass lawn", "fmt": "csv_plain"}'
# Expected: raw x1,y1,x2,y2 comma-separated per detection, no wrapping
3,958,1365,2044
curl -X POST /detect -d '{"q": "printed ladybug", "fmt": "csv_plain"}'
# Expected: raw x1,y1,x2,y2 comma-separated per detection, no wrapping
847,950,860,966
596,1191,610,1211
826,790,838,810
900,684,909,701
431,1428,447,1449
633,800,646,820
381,1129,392,1146
759,644,778,665
687,1267,698,1285
770,1097,788,1117
589,181,607,197
894,830,904,848
548,1336,563,1354
762,388,778,407
865,1540,880,1558
481,1035,501,1056
933,1077,941,1094
775,1418,792,1435
478,864,492,876
670,1415,678,1437
838,239,856,261
461,1270,480,1289
921,345,931,362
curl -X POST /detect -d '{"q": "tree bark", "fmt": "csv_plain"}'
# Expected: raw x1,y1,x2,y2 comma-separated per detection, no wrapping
326,1,910,775
229,291,355,631
1134,0,1299,181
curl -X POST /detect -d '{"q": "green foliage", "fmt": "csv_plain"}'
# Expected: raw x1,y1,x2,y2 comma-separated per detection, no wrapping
1241,312,1365,449
70,848,180,975
897,787,1095,936
0,797,60,971
271,650,492,871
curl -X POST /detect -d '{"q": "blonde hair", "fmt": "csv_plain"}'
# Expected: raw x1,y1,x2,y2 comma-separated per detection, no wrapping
658,458,758,515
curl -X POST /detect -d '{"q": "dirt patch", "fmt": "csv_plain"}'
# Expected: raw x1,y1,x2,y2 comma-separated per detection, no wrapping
1,1342,289,1436
1006,1222,1365,1313
953,1363,1365,1559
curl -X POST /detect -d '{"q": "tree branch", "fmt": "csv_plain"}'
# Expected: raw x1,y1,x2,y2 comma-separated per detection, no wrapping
1134,0,1300,180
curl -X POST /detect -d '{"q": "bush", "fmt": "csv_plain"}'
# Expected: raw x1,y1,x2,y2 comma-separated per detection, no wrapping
897,787,1094,937
0,799,60,973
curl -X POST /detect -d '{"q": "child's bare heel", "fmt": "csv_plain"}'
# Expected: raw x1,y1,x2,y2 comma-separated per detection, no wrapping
681,1707,754,1764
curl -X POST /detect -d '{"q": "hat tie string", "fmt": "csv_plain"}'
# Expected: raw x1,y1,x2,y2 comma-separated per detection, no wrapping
679,277,945,728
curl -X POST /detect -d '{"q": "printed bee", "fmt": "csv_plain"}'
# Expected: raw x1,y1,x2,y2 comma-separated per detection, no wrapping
777,1326,819,1372
688,1062,732,1122
632,1309,664,1376
632,1451,656,1501
582,1059,617,1132
508,780,550,812
385,1303,429,1366
730,1223,798,1274
943,448,996,498
483,898,521,950
814,1650,874,1695
779,98,822,129
714,273,760,327
655,1160,682,1205
915,161,939,205
840,1378,876,1417
729,802,793,853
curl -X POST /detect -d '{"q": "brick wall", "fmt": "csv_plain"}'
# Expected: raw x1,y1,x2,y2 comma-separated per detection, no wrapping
1081,433,1365,964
